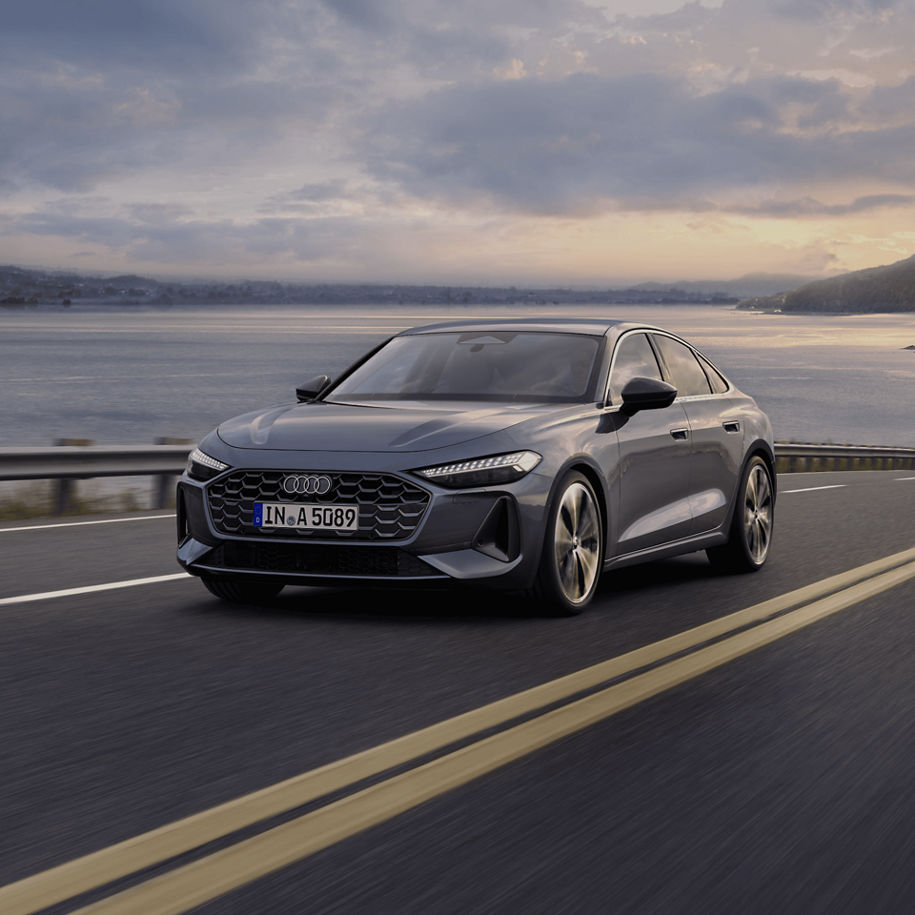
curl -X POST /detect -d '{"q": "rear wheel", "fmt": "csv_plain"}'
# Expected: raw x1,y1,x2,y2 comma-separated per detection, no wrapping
707,456,774,572
200,574,285,605
533,472,603,615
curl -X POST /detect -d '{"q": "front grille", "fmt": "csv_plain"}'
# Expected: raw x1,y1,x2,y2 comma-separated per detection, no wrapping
203,542,443,579
207,471,430,541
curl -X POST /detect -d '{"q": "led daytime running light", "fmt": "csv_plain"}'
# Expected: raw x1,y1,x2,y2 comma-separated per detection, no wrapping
419,451,541,480
188,448,228,473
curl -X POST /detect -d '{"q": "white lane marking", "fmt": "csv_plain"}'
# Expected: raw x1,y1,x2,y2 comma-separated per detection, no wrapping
781,484,847,494
896,476,915,481
0,574,191,606
0,514,176,534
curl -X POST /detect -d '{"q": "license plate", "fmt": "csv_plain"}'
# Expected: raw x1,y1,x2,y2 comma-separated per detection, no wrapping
253,502,359,531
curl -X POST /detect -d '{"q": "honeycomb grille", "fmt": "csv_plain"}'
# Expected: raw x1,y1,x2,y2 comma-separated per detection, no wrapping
205,542,443,579
207,471,430,541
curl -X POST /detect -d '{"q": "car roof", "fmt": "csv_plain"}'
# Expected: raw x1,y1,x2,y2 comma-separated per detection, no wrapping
399,317,624,336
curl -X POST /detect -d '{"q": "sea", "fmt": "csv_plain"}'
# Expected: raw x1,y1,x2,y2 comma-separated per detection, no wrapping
2,303,914,449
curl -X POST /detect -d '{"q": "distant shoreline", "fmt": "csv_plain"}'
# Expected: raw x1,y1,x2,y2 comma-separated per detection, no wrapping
1,298,741,311
7,262,915,313
0,263,745,310
6,300,915,316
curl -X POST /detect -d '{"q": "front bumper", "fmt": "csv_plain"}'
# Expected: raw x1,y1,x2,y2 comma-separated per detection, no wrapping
176,467,547,590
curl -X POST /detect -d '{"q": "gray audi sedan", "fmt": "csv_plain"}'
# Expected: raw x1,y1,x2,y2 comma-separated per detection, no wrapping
177,318,775,613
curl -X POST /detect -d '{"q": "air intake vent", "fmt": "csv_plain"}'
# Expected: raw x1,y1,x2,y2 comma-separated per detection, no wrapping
203,542,444,579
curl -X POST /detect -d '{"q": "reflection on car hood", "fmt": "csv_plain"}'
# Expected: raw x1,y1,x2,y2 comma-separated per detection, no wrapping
216,400,550,452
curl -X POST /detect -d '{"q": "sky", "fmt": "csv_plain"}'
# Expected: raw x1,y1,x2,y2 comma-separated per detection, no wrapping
3,0,915,285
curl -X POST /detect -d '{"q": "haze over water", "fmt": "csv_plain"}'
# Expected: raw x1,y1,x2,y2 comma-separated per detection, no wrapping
1,304,914,449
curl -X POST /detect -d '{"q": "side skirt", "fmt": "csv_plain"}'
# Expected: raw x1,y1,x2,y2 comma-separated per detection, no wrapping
604,530,728,572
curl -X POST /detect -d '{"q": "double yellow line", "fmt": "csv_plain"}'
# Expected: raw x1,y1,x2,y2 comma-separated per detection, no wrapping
4,547,915,914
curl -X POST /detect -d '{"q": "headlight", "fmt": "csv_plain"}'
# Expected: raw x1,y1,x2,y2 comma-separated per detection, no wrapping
186,447,229,482
415,451,541,489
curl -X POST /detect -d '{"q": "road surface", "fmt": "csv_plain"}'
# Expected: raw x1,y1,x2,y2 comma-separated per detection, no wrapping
0,470,913,913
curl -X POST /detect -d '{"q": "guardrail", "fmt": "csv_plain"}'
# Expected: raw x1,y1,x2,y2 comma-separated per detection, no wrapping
0,442,193,513
774,443,915,474
0,444,193,479
1,442,914,515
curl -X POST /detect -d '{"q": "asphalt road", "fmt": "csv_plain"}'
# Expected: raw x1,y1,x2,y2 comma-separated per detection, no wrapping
0,470,913,913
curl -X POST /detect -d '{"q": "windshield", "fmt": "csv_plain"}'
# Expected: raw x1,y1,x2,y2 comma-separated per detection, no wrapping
328,331,603,404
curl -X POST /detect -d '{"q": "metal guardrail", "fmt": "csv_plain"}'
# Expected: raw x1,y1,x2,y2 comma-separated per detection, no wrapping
0,443,192,513
0,445,193,480
774,443,915,474
1,442,914,514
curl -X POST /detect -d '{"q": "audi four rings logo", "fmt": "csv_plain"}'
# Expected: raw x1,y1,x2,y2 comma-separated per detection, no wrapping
282,474,333,495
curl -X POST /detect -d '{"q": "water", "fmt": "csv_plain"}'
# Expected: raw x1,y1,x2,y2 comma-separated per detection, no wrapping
1,303,914,448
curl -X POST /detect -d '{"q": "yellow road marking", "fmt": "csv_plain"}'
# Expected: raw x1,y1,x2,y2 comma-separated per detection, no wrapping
1,546,914,914
76,559,915,915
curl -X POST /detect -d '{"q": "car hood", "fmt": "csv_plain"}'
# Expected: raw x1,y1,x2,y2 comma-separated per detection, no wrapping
216,400,551,452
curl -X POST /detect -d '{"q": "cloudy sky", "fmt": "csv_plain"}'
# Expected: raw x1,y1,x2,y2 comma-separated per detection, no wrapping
3,0,915,284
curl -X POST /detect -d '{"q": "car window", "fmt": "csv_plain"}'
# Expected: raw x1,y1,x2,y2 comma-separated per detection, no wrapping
328,332,602,403
651,334,712,397
607,333,664,403
696,352,729,394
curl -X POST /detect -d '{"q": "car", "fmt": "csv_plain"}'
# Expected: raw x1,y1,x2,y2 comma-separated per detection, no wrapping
177,318,775,614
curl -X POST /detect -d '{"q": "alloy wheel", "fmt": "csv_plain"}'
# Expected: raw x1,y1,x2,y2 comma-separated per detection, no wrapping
553,481,601,605
743,463,773,565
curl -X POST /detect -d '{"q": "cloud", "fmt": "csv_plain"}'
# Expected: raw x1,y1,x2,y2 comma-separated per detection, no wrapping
0,67,340,193
767,0,903,22
258,181,354,215
7,0,915,203
4,0,915,281
3,208,361,264
284,181,351,203
362,71,915,215
613,1,717,31
128,203,195,223
726,193,915,216
0,1,349,194
0,0,293,74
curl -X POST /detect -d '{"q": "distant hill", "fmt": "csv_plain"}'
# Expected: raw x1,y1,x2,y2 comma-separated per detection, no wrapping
635,272,815,299
739,253,915,313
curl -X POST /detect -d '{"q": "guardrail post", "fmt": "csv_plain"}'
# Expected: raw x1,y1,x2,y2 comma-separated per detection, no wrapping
153,438,193,508
53,438,94,514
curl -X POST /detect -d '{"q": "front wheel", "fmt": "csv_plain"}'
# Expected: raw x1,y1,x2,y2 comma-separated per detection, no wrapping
707,456,774,572
200,574,285,605
532,472,603,615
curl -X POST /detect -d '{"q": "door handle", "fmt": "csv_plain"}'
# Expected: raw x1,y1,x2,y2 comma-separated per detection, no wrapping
722,421,740,433
669,428,689,441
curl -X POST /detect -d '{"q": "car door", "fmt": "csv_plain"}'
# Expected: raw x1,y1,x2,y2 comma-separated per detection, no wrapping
650,333,740,535
605,331,694,556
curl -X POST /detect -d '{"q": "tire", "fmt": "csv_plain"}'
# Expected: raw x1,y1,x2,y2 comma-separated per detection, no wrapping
707,455,774,573
200,574,285,605
532,471,604,615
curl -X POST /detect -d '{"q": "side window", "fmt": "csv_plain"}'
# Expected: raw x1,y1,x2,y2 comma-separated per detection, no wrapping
651,334,712,397
696,352,729,394
608,333,664,403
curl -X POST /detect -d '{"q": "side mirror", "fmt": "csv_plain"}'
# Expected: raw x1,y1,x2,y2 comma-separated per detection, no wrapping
620,376,677,414
296,374,332,402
